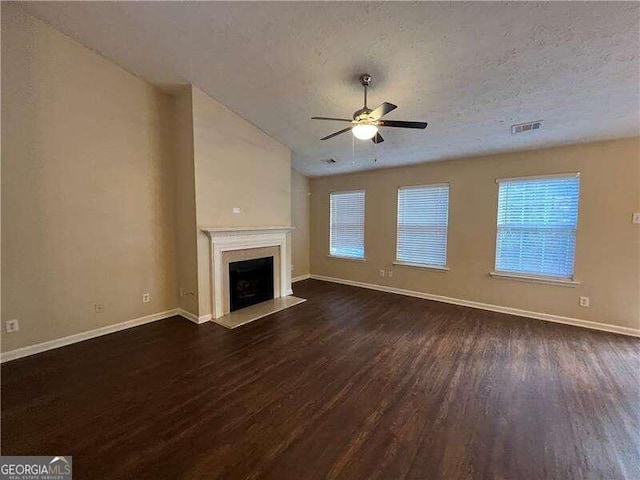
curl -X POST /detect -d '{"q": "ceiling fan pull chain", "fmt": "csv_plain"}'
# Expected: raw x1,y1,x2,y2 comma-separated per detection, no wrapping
352,133,356,164
374,137,377,163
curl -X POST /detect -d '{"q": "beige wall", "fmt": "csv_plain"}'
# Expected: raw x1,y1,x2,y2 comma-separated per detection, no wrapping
171,88,199,315
1,6,177,352
191,86,291,317
310,138,640,330
291,169,310,279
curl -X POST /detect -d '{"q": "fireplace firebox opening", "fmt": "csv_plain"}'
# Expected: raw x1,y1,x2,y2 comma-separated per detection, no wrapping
229,257,274,312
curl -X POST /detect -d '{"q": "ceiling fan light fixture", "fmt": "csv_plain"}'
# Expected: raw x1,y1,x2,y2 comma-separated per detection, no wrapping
352,124,378,140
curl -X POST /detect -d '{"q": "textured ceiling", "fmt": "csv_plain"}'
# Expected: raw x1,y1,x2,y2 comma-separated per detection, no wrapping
16,1,640,177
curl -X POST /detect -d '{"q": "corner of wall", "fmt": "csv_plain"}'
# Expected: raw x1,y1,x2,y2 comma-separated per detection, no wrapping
291,169,311,279
170,86,200,316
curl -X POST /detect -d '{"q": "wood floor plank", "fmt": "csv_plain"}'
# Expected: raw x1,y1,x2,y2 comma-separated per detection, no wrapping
2,279,639,479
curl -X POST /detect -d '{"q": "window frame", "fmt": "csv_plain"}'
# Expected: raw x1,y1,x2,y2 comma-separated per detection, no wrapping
328,189,366,261
490,172,581,286
394,182,451,270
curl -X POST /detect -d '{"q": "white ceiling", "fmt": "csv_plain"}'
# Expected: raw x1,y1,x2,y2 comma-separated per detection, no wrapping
17,1,640,177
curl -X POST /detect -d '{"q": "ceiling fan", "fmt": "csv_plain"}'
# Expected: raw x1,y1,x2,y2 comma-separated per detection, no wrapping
312,74,428,144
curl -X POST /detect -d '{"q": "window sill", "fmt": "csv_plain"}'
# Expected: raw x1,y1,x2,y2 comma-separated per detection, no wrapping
489,271,579,287
327,254,367,262
393,261,449,272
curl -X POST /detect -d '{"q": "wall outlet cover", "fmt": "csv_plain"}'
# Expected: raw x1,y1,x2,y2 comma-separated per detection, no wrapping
232,207,241,214
579,296,590,307
142,293,151,303
5,319,19,333
379,269,385,277
633,213,640,224
387,270,394,278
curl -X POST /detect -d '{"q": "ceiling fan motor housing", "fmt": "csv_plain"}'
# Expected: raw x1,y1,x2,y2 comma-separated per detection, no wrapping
353,107,373,121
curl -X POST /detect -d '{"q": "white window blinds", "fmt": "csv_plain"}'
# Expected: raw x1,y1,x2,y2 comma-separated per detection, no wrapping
396,184,450,267
330,190,365,259
495,174,580,279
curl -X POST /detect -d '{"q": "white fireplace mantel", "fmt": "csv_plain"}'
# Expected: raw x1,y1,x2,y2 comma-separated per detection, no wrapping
202,226,295,319
203,226,295,236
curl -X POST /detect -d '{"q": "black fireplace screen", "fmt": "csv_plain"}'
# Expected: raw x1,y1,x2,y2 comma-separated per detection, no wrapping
229,257,274,312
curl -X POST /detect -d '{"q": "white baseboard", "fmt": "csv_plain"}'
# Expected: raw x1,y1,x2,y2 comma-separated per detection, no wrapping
4,276,635,363
0,308,214,363
292,274,311,283
1,309,184,363
310,274,640,338
178,309,211,324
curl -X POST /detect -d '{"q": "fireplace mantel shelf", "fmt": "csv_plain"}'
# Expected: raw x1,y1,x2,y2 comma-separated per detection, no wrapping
202,226,295,237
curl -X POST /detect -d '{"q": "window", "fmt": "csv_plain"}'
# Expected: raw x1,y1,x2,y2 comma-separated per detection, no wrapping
330,190,365,259
494,174,580,279
396,184,450,267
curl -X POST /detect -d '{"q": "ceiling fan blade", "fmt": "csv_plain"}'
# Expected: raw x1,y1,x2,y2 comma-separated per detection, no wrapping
372,132,384,144
377,120,428,129
311,116,353,122
320,127,353,140
369,102,397,120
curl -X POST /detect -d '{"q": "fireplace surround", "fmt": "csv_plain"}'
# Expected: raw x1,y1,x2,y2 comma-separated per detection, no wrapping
202,226,294,320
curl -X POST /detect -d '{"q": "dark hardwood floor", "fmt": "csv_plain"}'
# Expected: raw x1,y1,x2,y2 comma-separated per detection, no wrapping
2,279,639,479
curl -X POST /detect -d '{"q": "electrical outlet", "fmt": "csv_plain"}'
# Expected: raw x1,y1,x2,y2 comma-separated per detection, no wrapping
388,270,394,278
94,304,104,314
142,293,151,304
379,269,385,277
579,296,590,308
5,319,19,333
232,207,241,214
633,213,640,224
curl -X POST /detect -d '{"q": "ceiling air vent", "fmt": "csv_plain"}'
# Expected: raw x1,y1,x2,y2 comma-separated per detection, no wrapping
322,158,337,164
511,120,542,135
